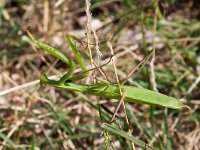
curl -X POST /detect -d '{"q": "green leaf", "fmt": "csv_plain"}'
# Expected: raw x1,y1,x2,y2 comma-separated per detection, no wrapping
101,123,158,150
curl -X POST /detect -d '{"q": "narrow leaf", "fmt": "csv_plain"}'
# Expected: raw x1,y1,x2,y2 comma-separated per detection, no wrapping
101,123,158,150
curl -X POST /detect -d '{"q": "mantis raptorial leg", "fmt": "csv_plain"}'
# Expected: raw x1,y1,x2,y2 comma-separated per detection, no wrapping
26,30,87,85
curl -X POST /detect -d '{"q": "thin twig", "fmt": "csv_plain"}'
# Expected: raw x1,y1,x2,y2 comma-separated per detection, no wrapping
93,61,109,82
0,78,40,96
149,0,158,91
107,41,122,94
0,118,25,150
107,41,135,150
185,75,200,96
111,92,126,122
68,0,122,15
85,0,93,65
43,0,49,33
122,50,153,84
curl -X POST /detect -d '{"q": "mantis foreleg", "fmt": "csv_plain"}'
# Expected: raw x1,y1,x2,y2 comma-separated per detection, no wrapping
26,30,88,84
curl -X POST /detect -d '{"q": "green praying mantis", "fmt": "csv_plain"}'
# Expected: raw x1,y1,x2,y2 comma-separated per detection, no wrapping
26,30,184,109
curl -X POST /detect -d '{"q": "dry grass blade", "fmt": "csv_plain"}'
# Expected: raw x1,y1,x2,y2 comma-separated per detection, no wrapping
1,1,199,149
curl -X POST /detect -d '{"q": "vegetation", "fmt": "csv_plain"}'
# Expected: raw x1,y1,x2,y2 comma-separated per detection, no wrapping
0,0,200,149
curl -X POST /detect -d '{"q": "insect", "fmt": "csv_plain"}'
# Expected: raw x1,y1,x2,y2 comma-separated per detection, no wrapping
26,30,184,109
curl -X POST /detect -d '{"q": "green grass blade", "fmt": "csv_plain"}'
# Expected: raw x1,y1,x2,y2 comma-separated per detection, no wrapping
41,125,56,150
163,110,172,150
0,132,15,148
0,132,26,150
101,123,158,150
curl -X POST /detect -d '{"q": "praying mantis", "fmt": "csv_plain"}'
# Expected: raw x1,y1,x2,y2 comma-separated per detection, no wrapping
26,30,184,109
